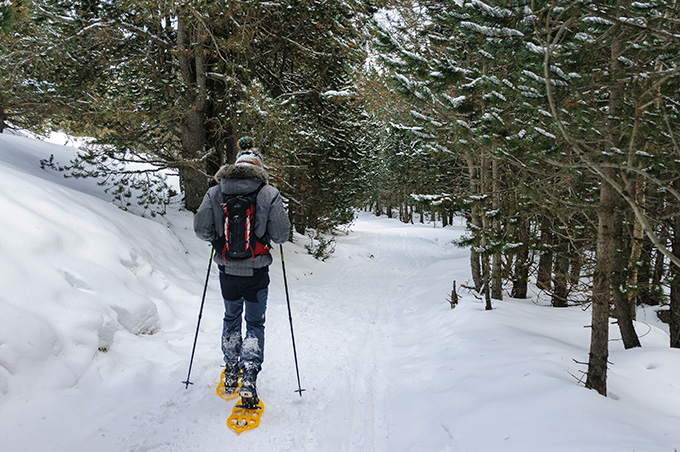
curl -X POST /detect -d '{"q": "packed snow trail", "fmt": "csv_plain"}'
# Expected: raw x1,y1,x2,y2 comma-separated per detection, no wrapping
112,213,470,452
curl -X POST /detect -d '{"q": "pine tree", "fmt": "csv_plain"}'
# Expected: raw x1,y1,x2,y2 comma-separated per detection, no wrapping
5,1,381,226
373,0,680,394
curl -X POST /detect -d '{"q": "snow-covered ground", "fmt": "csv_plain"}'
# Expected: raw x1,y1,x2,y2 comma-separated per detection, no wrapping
1,131,679,452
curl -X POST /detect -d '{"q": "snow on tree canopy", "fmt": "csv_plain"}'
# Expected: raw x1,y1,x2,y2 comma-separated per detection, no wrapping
550,65,572,81
394,73,415,91
502,78,516,90
465,0,513,18
617,56,634,67
575,32,595,43
526,42,545,55
322,90,354,99
443,93,467,108
483,91,507,102
619,16,648,27
535,126,557,139
538,108,553,118
480,49,493,59
461,77,482,89
457,119,472,129
582,16,614,26
390,121,435,139
460,21,524,38
410,110,434,121
410,193,453,206
522,70,568,87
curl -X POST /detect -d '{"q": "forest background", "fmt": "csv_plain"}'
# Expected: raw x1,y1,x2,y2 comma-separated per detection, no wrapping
1,0,680,396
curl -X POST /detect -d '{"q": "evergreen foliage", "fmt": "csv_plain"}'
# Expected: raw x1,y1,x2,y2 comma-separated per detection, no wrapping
2,0,381,230
368,0,680,393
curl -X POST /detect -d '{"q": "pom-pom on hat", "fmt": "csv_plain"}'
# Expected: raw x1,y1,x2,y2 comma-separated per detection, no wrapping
238,136,255,151
235,149,264,168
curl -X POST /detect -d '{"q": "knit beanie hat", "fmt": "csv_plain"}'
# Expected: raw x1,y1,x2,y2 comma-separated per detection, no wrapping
234,136,264,167
235,150,264,168
238,136,255,150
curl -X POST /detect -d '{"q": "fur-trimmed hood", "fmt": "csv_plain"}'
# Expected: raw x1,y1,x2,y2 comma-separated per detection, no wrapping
214,163,268,184
194,160,290,276
215,163,269,197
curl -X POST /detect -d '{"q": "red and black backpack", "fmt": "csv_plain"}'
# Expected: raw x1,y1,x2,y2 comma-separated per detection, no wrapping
219,183,270,260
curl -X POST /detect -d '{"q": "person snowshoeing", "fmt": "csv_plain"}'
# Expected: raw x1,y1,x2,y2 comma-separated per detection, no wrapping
193,136,290,407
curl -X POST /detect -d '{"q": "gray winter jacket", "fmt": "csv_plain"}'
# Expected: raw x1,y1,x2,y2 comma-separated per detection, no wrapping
193,163,290,276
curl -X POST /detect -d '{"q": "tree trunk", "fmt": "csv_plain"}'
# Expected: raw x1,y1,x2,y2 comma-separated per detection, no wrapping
491,154,503,300
479,151,492,310
467,154,484,291
536,216,553,291
177,16,209,212
0,91,5,133
634,238,652,305
481,248,493,311
626,178,646,318
568,250,582,299
470,249,483,292
552,242,569,307
586,176,617,396
612,209,641,349
646,191,668,305
178,101,209,211
605,1,640,350
491,252,502,300
587,10,629,394
511,215,530,299
293,211,306,235
179,167,208,212
671,183,680,348
651,233,666,301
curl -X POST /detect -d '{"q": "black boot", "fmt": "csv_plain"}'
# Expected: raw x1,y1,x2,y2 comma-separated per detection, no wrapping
223,363,240,395
239,365,260,407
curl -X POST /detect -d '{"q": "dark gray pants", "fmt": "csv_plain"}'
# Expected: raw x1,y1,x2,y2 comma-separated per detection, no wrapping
219,268,269,370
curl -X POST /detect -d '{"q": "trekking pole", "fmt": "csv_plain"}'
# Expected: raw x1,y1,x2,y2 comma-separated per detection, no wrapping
280,244,306,397
182,247,214,389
